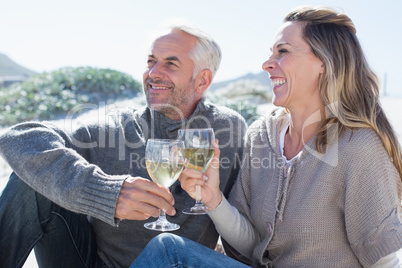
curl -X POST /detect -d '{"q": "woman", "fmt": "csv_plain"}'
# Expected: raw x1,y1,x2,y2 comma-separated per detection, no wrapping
131,6,402,268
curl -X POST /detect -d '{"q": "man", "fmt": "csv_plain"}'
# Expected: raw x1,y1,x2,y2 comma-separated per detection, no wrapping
0,23,247,267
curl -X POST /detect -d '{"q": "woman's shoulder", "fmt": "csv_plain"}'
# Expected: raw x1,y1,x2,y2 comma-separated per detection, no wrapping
339,127,389,160
246,108,287,136
249,107,287,128
341,127,382,147
243,108,288,152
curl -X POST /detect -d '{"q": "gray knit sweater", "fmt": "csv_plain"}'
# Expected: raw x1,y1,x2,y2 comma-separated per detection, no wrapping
210,108,402,268
0,99,247,267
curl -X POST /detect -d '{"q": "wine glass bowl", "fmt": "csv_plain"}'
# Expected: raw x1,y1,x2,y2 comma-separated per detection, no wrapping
144,139,185,231
178,128,215,215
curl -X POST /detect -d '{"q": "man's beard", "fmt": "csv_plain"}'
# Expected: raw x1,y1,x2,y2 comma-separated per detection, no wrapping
144,78,195,119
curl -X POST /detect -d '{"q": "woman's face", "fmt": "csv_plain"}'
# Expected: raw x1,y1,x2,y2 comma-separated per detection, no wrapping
262,21,324,111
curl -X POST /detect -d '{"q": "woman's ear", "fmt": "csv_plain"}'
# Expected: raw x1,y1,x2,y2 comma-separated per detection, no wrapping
195,69,213,93
320,63,325,74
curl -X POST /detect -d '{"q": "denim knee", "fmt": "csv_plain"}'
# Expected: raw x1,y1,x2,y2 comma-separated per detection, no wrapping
156,233,183,248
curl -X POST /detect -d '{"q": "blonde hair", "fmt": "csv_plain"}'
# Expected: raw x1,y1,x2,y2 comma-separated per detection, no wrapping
285,6,402,179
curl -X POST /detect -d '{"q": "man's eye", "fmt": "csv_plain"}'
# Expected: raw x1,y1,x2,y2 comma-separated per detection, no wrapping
167,62,177,66
278,49,288,54
147,60,157,68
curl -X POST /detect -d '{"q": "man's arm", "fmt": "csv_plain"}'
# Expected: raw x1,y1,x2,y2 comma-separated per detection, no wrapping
0,121,175,225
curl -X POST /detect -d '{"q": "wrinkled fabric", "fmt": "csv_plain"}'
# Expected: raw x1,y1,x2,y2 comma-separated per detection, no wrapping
0,99,247,267
210,108,402,267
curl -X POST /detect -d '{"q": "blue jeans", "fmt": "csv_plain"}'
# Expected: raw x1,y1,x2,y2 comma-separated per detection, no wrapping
130,233,251,268
0,172,103,268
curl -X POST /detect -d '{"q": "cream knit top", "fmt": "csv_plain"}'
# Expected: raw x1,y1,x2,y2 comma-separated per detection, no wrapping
210,108,402,267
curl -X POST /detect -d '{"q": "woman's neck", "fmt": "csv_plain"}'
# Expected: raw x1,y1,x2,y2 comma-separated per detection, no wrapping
283,107,324,159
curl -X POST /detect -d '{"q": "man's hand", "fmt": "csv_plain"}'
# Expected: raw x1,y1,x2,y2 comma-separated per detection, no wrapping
115,177,176,220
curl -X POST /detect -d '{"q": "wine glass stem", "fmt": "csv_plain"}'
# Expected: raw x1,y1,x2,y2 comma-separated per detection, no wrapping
195,185,202,202
158,210,167,222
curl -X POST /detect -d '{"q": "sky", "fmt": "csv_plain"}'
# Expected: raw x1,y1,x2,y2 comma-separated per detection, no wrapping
1,0,402,97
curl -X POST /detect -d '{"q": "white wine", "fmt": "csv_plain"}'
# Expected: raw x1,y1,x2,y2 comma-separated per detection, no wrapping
146,160,184,188
178,129,215,215
184,148,214,172
144,139,184,231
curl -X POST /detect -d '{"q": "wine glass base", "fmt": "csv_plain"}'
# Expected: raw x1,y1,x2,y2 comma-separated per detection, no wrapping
182,206,209,215
144,220,180,232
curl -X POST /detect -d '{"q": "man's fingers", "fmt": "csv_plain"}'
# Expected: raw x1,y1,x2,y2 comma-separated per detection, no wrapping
116,197,175,220
115,177,176,220
128,177,175,205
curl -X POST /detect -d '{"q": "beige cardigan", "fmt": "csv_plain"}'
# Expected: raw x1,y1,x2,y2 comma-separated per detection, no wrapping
210,108,402,267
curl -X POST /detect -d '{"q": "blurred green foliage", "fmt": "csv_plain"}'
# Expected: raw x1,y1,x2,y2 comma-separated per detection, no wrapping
207,79,271,124
207,92,260,124
0,67,142,125
0,66,268,126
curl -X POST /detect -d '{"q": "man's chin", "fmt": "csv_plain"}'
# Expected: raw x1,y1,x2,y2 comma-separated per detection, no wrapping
148,103,186,120
149,103,168,111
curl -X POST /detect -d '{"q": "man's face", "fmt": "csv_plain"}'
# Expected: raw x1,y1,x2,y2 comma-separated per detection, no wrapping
143,30,200,120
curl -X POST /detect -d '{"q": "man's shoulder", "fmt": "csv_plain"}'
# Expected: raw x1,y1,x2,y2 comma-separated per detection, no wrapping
204,102,246,122
110,106,147,121
81,106,148,131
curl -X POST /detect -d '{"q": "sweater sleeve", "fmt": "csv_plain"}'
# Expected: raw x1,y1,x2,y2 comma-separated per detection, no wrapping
371,252,400,268
208,195,259,258
0,121,125,225
343,129,402,267
208,128,262,259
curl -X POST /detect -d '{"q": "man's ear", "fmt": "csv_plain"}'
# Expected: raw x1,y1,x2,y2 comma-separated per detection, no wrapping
195,69,213,94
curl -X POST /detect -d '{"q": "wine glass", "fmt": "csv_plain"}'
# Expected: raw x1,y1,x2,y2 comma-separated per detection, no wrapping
178,128,215,215
144,139,185,231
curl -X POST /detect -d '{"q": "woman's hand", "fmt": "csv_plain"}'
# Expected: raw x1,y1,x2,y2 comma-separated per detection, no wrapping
179,140,222,210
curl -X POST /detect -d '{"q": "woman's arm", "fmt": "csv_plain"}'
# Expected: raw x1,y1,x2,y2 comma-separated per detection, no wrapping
371,251,400,268
343,129,402,267
179,142,259,258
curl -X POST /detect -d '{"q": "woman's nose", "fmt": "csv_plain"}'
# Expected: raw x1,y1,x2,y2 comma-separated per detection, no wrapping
262,57,277,72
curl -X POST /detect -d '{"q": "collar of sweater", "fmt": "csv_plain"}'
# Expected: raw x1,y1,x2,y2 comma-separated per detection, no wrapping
147,98,209,139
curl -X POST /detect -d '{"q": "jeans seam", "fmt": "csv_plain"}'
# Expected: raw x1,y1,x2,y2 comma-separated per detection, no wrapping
16,234,42,268
51,211,90,268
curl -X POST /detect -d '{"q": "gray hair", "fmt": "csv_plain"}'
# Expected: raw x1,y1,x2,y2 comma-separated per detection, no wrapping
169,24,222,80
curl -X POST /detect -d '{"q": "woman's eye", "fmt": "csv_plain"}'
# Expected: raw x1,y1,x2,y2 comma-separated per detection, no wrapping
278,49,288,54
